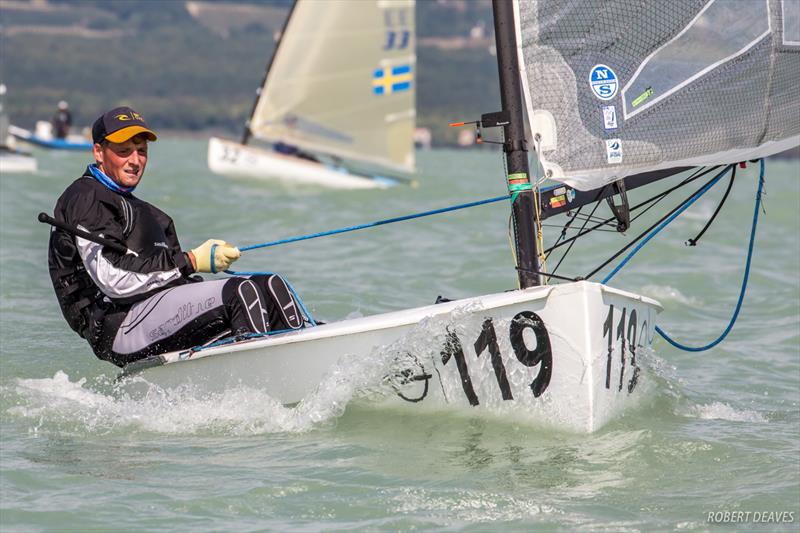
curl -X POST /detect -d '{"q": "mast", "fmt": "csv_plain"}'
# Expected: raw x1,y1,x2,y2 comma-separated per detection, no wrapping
492,0,540,288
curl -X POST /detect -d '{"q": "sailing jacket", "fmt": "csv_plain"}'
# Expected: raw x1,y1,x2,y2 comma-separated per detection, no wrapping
48,169,195,340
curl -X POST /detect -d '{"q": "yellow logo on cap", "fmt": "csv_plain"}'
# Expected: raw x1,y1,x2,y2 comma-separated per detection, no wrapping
113,112,143,122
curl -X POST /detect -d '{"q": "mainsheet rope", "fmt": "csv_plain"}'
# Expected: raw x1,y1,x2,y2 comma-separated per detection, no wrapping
199,193,517,346
237,195,512,252
654,159,765,352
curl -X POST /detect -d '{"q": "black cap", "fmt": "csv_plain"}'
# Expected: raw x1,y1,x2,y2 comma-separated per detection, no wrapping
91,106,157,144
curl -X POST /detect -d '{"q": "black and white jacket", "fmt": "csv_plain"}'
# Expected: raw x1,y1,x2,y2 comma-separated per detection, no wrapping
48,170,194,336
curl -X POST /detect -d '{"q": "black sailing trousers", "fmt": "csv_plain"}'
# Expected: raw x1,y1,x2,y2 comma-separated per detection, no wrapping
90,274,303,367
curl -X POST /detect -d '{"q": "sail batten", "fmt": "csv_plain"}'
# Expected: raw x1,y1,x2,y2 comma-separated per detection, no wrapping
516,0,800,191
247,0,415,174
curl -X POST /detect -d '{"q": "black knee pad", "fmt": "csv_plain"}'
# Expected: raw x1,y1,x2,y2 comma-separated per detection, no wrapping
236,278,270,334
266,274,303,329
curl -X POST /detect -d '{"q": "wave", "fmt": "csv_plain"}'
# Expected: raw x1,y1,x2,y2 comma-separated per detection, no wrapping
682,401,768,423
639,284,699,305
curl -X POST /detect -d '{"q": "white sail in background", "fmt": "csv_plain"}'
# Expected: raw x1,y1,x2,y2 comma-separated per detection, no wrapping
515,0,800,190
247,0,416,174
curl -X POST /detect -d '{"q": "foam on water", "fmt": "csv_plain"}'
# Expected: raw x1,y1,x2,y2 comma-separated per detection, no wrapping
682,401,768,423
390,487,563,523
640,284,699,305
3,314,460,436
7,371,313,435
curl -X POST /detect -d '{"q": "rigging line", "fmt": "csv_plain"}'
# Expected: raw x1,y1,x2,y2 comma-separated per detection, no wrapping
656,159,765,352
239,195,510,252
597,165,734,283
548,209,593,273
502,143,522,290
565,212,616,225
627,165,716,225
544,165,721,255
686,166,737,246
531,138,547,279
548,186,607,275
545,204,586,259
515,266,581,282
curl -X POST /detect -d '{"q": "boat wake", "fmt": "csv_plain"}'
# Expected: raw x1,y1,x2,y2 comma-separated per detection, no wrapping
3,318,455,436
7,371,307,435
7,357,434,436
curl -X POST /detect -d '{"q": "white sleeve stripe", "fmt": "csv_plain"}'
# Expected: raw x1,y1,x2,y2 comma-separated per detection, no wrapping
75,228,182,299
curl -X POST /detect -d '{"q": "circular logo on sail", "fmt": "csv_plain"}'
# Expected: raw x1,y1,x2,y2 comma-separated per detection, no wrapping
589,64,618,101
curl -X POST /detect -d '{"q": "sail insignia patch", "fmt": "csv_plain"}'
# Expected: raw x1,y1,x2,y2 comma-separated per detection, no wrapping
632,87,654,107
590,64,618,101
606,138,623,164
602,105,618,130
373,65,412,95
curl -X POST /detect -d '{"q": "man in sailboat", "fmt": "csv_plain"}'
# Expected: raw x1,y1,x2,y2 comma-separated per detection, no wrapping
47,106,305,367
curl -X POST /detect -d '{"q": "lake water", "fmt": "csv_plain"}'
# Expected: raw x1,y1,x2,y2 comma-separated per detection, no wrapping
1,139,798,531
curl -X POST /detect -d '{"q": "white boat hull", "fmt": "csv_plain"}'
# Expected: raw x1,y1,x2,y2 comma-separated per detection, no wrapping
122,281,662,433
0,151,36,173
207,137,397,190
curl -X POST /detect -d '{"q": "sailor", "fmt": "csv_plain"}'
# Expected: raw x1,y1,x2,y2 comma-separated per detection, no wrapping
51,100,72,139
47,106,305,367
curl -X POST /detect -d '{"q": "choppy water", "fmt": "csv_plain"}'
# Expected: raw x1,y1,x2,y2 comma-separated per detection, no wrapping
1,140,798,531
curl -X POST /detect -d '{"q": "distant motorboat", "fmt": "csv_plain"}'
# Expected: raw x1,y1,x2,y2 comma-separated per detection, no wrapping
9,122,92,151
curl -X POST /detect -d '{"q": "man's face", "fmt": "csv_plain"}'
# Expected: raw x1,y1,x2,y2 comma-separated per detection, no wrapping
93,134,149,189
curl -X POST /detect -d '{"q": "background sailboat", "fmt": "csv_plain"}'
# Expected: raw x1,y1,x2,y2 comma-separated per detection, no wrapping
0,84,36,173
208,0,417,189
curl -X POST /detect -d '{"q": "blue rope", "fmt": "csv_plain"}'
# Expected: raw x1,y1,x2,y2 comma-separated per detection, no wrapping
601,165,734,284
238,194,511,251
190,327,300,352
209,243,218,274
191,193,529,352
655,160,765,352
193,193,529,352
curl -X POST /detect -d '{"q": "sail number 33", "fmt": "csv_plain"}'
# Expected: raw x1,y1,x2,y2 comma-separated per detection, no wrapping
440,311,552,406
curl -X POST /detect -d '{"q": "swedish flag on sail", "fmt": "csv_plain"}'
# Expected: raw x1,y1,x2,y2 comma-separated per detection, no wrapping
373,65,412,95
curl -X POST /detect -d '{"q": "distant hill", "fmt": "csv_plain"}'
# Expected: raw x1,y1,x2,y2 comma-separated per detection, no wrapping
0,0,499,146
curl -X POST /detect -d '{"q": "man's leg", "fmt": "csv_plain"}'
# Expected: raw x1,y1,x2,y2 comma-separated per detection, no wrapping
247,274,305,331
104,279,231,366
98,275,305,366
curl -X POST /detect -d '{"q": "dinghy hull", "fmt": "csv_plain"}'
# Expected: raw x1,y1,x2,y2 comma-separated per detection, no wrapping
0,151,37,173
8,124,92,151
121,281,661,432
207,137,397,189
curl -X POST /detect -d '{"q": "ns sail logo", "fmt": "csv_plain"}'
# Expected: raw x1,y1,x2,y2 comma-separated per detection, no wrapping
590,64,618,101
